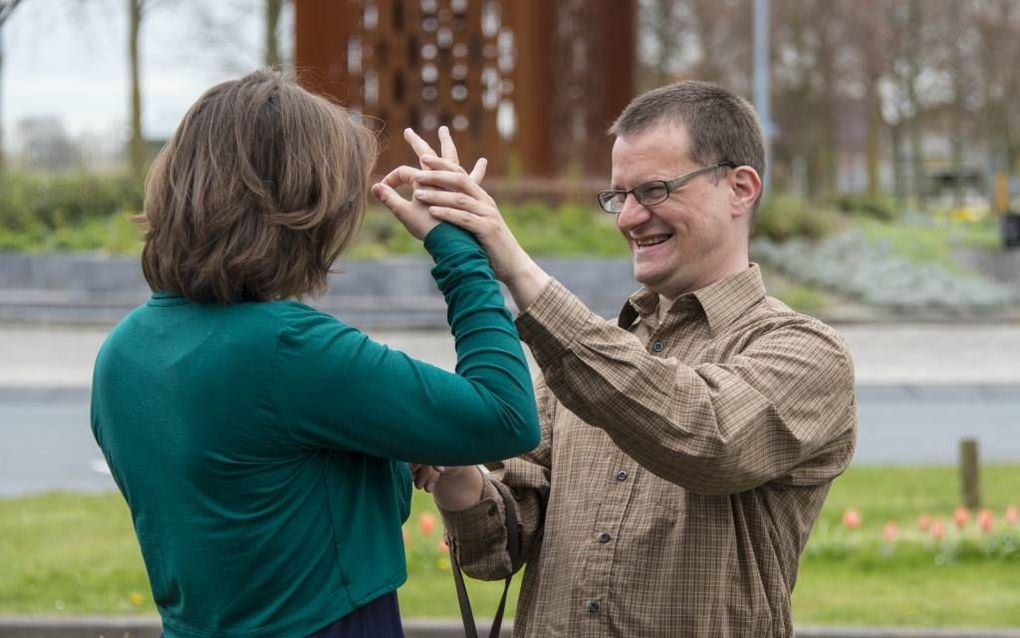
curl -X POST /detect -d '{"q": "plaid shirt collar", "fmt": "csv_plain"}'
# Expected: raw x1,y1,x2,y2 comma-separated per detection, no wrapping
619,263,767,335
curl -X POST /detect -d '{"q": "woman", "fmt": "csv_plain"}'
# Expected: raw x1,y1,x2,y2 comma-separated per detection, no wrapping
90,70,539,638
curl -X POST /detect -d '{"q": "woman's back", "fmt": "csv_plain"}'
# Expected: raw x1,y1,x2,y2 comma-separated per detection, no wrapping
90,69,538,638
94,297,410,637
94,224,539,637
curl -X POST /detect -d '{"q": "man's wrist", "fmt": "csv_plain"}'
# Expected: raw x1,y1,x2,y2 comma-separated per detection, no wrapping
504,259,551,314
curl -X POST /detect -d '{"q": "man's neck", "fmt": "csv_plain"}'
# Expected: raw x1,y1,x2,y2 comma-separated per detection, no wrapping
655,261,751,323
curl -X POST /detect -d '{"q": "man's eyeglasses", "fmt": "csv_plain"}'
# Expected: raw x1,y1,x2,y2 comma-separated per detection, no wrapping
596,161,737,214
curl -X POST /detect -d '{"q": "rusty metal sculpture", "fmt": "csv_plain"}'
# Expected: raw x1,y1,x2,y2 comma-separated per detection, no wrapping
295,0,634,189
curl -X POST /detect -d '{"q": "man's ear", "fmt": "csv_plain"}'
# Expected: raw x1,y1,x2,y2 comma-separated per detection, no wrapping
729,166,762,219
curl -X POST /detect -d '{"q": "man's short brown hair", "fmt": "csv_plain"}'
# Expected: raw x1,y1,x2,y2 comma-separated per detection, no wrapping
141,70,377,303
610,81,765,210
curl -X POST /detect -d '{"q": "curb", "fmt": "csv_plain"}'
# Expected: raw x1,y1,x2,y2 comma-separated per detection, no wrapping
2,252,1018,328
1,618,1019,638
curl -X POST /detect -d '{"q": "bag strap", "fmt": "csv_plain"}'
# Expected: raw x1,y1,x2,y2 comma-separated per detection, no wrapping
449,477,522,638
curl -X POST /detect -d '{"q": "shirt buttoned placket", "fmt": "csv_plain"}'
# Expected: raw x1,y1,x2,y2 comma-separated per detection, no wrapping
577,444,638,633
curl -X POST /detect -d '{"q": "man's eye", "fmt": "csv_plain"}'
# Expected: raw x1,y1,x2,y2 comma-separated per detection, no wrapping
636,184,667,202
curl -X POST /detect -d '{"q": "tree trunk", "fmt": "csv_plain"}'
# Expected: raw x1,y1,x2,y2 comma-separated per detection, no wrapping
906,0,924,208
0,0,23,180
264,0,284,68
949,1,964,206
865,80,882,195
128,0,145,181
0,25,6,179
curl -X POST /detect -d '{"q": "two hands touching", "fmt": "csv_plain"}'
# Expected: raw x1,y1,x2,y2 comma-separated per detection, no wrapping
373,126,543,508
371,126,549,310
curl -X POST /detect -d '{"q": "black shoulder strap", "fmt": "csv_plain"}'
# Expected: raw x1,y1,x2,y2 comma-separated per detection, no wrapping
449,477,522,638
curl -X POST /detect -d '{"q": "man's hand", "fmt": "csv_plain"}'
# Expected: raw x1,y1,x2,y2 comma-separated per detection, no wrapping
371,127,485,240
410,157,551,311
408,463,486,511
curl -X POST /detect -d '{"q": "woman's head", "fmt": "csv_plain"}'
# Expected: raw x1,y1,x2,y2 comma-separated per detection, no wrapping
141,69,377,303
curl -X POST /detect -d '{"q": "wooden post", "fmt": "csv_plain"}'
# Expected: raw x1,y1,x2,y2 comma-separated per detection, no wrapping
960,438,980,510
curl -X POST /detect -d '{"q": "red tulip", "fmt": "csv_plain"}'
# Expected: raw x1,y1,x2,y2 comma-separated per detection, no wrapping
953,506,970,529
1006,505,1018,526
978,509,994,533
931,519,946,541
842,507,862,530
917,513,931,532
418,512,436,536
882,521,899,543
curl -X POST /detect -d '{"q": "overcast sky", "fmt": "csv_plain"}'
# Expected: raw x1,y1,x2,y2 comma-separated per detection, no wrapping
4,0,280,146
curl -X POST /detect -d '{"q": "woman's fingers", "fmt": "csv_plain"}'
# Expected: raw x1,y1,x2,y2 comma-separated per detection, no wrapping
380,165,423,189
438,125,460,165
469,158,487,183
404,128,437,166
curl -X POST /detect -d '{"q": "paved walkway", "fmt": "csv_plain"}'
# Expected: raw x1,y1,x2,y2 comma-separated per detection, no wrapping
3,322,1020,389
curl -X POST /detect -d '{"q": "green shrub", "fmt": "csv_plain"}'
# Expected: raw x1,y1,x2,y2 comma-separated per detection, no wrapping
831,192,899,221
753,194,840,243
0,172,143,231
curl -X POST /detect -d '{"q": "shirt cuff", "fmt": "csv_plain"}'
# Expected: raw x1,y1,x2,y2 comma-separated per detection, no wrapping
515,278,594,363
423,221,481,259
438,479,513,579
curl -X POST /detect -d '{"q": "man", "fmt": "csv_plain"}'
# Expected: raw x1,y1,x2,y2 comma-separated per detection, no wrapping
375,81,856,637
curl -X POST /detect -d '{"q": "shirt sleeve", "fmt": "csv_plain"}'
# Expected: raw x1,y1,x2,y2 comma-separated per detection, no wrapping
515,279,856,496
438,375,556,581
270,223,540,466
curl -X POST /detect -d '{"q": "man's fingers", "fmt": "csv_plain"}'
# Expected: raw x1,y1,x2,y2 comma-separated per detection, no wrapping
415,166,492,202
469,158,487,183
438,125,460,165
414,188,487,215
404,128,437,165
428,205,478,230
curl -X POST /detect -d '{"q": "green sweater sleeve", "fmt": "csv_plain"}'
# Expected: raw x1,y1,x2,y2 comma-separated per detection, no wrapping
272,223,540,465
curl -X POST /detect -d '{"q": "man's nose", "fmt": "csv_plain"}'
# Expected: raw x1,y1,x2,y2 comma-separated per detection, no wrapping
616,194,651,231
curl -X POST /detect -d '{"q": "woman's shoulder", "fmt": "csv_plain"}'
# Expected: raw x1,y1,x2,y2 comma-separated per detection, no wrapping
255,300,363,345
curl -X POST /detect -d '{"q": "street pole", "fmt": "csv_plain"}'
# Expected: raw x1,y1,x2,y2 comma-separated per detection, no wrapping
753,0,771,196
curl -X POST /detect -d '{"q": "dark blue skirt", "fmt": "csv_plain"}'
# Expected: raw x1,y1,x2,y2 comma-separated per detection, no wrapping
160,591,404,638
308,592,403,638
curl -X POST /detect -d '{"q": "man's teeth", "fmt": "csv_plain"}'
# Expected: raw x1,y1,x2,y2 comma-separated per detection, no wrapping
635,235,671,247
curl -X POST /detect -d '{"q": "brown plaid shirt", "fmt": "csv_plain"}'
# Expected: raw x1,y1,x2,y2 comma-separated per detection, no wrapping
441,264,857,637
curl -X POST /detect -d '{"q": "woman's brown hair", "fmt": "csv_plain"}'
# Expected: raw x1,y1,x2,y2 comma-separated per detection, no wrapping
140,69,377,303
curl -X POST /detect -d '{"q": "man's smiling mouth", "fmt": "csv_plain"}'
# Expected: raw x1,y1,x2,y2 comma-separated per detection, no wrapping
633,234,673,248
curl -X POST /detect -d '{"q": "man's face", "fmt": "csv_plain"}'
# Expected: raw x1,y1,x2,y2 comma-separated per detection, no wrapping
610,124,742,300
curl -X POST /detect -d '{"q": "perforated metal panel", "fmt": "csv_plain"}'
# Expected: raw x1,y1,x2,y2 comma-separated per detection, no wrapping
295,0,634,181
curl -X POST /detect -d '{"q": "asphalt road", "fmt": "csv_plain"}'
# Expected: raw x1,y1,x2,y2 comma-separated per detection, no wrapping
2,324,1020,496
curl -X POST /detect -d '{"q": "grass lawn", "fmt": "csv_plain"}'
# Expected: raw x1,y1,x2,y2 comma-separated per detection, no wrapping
2,466,1019,626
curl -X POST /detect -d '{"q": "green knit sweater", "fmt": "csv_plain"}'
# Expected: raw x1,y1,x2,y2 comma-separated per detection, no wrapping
91,223,539,638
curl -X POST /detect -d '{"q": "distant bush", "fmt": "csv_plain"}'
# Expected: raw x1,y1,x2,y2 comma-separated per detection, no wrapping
349,201,628,258
0,172,143,231
831,192,899,221
753,194,840,243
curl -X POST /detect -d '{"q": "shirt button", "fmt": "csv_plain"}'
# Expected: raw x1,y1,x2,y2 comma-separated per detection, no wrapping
652,341,664,352
615,469,628,482
587,601,600,614
598,532,611,543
